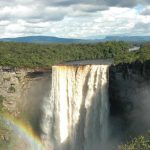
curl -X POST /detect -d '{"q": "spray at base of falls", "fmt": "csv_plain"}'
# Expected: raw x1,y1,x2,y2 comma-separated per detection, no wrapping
41,64,110,150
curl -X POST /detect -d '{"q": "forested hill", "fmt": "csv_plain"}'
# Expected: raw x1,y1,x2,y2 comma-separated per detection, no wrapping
0,41,149,68
0,36,90,43
1,36,150,44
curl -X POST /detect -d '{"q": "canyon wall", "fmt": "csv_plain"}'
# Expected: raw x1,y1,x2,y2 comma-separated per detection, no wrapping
109,60,150,142
0,67,51,133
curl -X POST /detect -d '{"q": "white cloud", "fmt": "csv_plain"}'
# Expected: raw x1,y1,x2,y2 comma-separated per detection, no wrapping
0,0,150,38
140,5,150,15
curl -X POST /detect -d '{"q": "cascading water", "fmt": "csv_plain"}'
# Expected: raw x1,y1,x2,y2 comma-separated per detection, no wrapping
41,64,110,150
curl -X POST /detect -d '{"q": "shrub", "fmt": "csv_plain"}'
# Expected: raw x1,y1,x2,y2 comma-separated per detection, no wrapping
8,86,16,93
119,132,150,150
0,96,5,113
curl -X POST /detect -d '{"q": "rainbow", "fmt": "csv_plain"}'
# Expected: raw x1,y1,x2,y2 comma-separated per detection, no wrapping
0,114,46,150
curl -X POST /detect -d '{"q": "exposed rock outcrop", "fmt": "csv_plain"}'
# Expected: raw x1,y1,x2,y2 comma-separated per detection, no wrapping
0,67,51,131
109,60,150,140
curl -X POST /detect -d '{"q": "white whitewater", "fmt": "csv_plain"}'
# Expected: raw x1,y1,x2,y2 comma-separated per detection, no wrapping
41,64,110,150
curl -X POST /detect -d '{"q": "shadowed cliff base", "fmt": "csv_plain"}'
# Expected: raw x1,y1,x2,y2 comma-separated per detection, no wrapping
109,60,150,144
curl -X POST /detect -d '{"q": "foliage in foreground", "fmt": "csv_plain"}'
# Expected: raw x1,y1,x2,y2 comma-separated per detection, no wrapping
119,132,150,150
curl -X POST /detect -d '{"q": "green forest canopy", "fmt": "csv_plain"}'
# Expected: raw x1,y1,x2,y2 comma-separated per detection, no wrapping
0,41,149,68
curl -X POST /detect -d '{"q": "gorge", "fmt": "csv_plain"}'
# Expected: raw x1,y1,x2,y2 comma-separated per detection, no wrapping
0,60,150,150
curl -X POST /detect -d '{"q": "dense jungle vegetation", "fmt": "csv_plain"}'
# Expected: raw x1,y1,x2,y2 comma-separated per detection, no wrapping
0,41,149,68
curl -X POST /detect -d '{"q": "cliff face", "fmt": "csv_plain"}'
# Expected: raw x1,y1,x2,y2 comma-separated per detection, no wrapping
0,67,51,132
109,60,150,140
0,68,24,116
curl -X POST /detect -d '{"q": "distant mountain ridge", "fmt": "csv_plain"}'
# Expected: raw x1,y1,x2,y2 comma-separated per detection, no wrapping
104,36,150,42
0,36,150,43
0,36,89,43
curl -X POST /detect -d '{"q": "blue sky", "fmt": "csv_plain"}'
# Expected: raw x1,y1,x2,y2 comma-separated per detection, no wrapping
135,4,145,13
0,0,150,38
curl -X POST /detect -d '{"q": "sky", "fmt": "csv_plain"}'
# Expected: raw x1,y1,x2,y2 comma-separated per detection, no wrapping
0,0,150,38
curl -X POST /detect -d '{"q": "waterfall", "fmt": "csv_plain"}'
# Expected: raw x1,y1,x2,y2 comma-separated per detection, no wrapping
41,64,110,150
